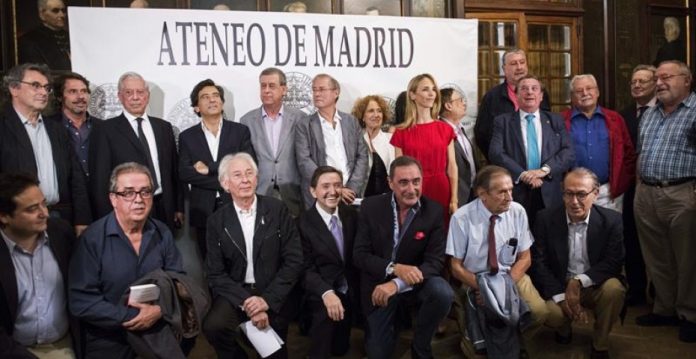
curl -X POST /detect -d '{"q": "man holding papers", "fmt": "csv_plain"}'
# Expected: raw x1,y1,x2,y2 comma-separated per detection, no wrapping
203,153,303,359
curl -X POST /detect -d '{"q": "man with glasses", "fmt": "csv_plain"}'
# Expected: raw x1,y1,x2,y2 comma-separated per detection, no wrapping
619,64,657,306
69,162,184,358
439,88,483,206
89,72,183,231
489,74,574,224
530,167,625,359
19,0,71,70
179,79,255,259
0,63,91,234
561,74,636,213
295,73,368,208
203,152,302,359
634,60,696,343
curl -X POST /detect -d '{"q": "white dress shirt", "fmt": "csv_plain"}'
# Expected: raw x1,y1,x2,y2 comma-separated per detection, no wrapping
319,111,351,184
234,196,258,284
551,211,594,303
17,112,59,205
201,118,223,161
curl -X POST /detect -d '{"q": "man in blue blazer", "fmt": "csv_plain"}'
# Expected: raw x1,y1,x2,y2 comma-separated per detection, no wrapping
240,68,303,217
295,74,369,209
489,74,574,223
179,79,256,258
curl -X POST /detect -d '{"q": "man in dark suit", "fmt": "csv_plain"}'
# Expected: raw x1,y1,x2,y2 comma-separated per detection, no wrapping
618,64,656,306
298,166,359,358
295,73,369,208
474,49,551,158
489,74,575,223
240,67,304,217
179,79,255,259
531,168,625,359
89,71,183,231
439,88,484,207
353,156,454,359
49,71,102,179
0,173,79,358
0,63,91,234
203,153,303,359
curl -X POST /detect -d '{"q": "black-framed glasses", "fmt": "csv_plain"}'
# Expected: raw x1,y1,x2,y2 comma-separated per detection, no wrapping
562,190,594,201
112,189,154,201
656,74,687,82
19,81,53,93
629,79,654,86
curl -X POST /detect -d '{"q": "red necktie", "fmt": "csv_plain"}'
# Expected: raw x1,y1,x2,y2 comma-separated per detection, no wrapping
488,215,499,274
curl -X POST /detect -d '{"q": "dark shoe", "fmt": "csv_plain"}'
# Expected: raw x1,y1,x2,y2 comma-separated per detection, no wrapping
679,320,696,343
555,329,572,345
591,346,610,359
635,313,680,326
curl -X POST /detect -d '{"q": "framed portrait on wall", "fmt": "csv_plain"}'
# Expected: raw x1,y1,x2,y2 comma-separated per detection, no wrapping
189,0,257,11
649,13,688,67
269,0,332,13
343,0,401,16
410,0,445,18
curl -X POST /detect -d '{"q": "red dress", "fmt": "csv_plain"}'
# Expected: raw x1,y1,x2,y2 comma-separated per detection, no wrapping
391,121,455,224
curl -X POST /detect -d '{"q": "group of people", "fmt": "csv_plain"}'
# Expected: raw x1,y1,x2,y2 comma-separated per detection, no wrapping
1,19,695,359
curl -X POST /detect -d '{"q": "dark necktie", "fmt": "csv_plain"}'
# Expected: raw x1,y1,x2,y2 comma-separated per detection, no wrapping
135,117,159,191
488,215,500,274
637,106,649,119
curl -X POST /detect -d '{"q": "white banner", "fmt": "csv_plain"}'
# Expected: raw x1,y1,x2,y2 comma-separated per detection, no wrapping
69,7,477,134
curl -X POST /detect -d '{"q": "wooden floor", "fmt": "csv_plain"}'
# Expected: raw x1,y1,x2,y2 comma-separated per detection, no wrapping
176,230,696,359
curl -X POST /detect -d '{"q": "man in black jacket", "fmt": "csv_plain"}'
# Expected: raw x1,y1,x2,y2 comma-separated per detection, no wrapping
531,168,625,359
203,152,303,359
0,173,79,358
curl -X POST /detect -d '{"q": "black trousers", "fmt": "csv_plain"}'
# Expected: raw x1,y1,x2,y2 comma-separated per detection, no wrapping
307,291,353,358
203,296,289,359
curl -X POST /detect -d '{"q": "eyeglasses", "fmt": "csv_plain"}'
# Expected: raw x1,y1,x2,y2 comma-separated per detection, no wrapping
629,78,655,86
562,190,594,201
312,87,336,93
20,81,53,93
112,189,154,201
656,74,687,82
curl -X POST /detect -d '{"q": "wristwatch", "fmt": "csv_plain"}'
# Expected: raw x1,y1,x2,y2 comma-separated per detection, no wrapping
386,262,395,276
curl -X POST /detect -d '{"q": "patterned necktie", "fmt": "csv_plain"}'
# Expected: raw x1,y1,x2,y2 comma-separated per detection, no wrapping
135,117,159,191
525,114,540,170
488,215,500,274
329,215,344,260
637,106,649,119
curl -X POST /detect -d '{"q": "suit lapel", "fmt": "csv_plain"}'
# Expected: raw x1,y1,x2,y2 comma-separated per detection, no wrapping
249,110,273,160
223,207,247,261
149,118,166,165
553,210,570,272
0,240,18,321
217,121,233,162
114,115,148,158
252,197,269,263
275,111,295,160
309,207,343,262
586,206,603,264
511,111,526,160
5,109,37,171
340,114,355,163
309,115,326,165
540,112,555,163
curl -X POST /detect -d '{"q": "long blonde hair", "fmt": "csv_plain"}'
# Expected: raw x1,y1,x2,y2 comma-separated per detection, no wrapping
398,73,441,129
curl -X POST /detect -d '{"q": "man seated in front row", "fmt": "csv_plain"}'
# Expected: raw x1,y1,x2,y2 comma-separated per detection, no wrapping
447,165,550,358
0,173,78,358
203,153,303,359
69,162,184,358
530,167,625,359
298,166,360,358
353,156,454,359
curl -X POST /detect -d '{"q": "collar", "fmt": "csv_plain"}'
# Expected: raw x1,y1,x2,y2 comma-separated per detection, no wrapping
1,228,49,254
390,193,421,214
636,97,657,109
105,212,155,237
519,109,540,120
123,111,149,122
656,92,696,112
62,113,93,128
475,198,501,221
318,110,342,125
15,108,43,126
201,117,223,134
315,202,339,227
261,105,284,120
440,117,462,132
233,195,258,215
566,209,591,226
571,105,604,120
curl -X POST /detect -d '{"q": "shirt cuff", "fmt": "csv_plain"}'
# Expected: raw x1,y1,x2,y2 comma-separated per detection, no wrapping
576,274,593,288
552,293,566,303
392,278,413,293
321,289,335,300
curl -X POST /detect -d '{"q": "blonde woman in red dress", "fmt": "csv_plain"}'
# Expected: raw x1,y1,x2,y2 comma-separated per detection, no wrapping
391,74,458,223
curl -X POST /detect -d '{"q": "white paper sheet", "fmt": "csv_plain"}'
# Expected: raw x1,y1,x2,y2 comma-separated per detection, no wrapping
239,321,284,358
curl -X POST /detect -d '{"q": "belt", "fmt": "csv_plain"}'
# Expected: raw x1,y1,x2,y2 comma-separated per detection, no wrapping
641,178,695,188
